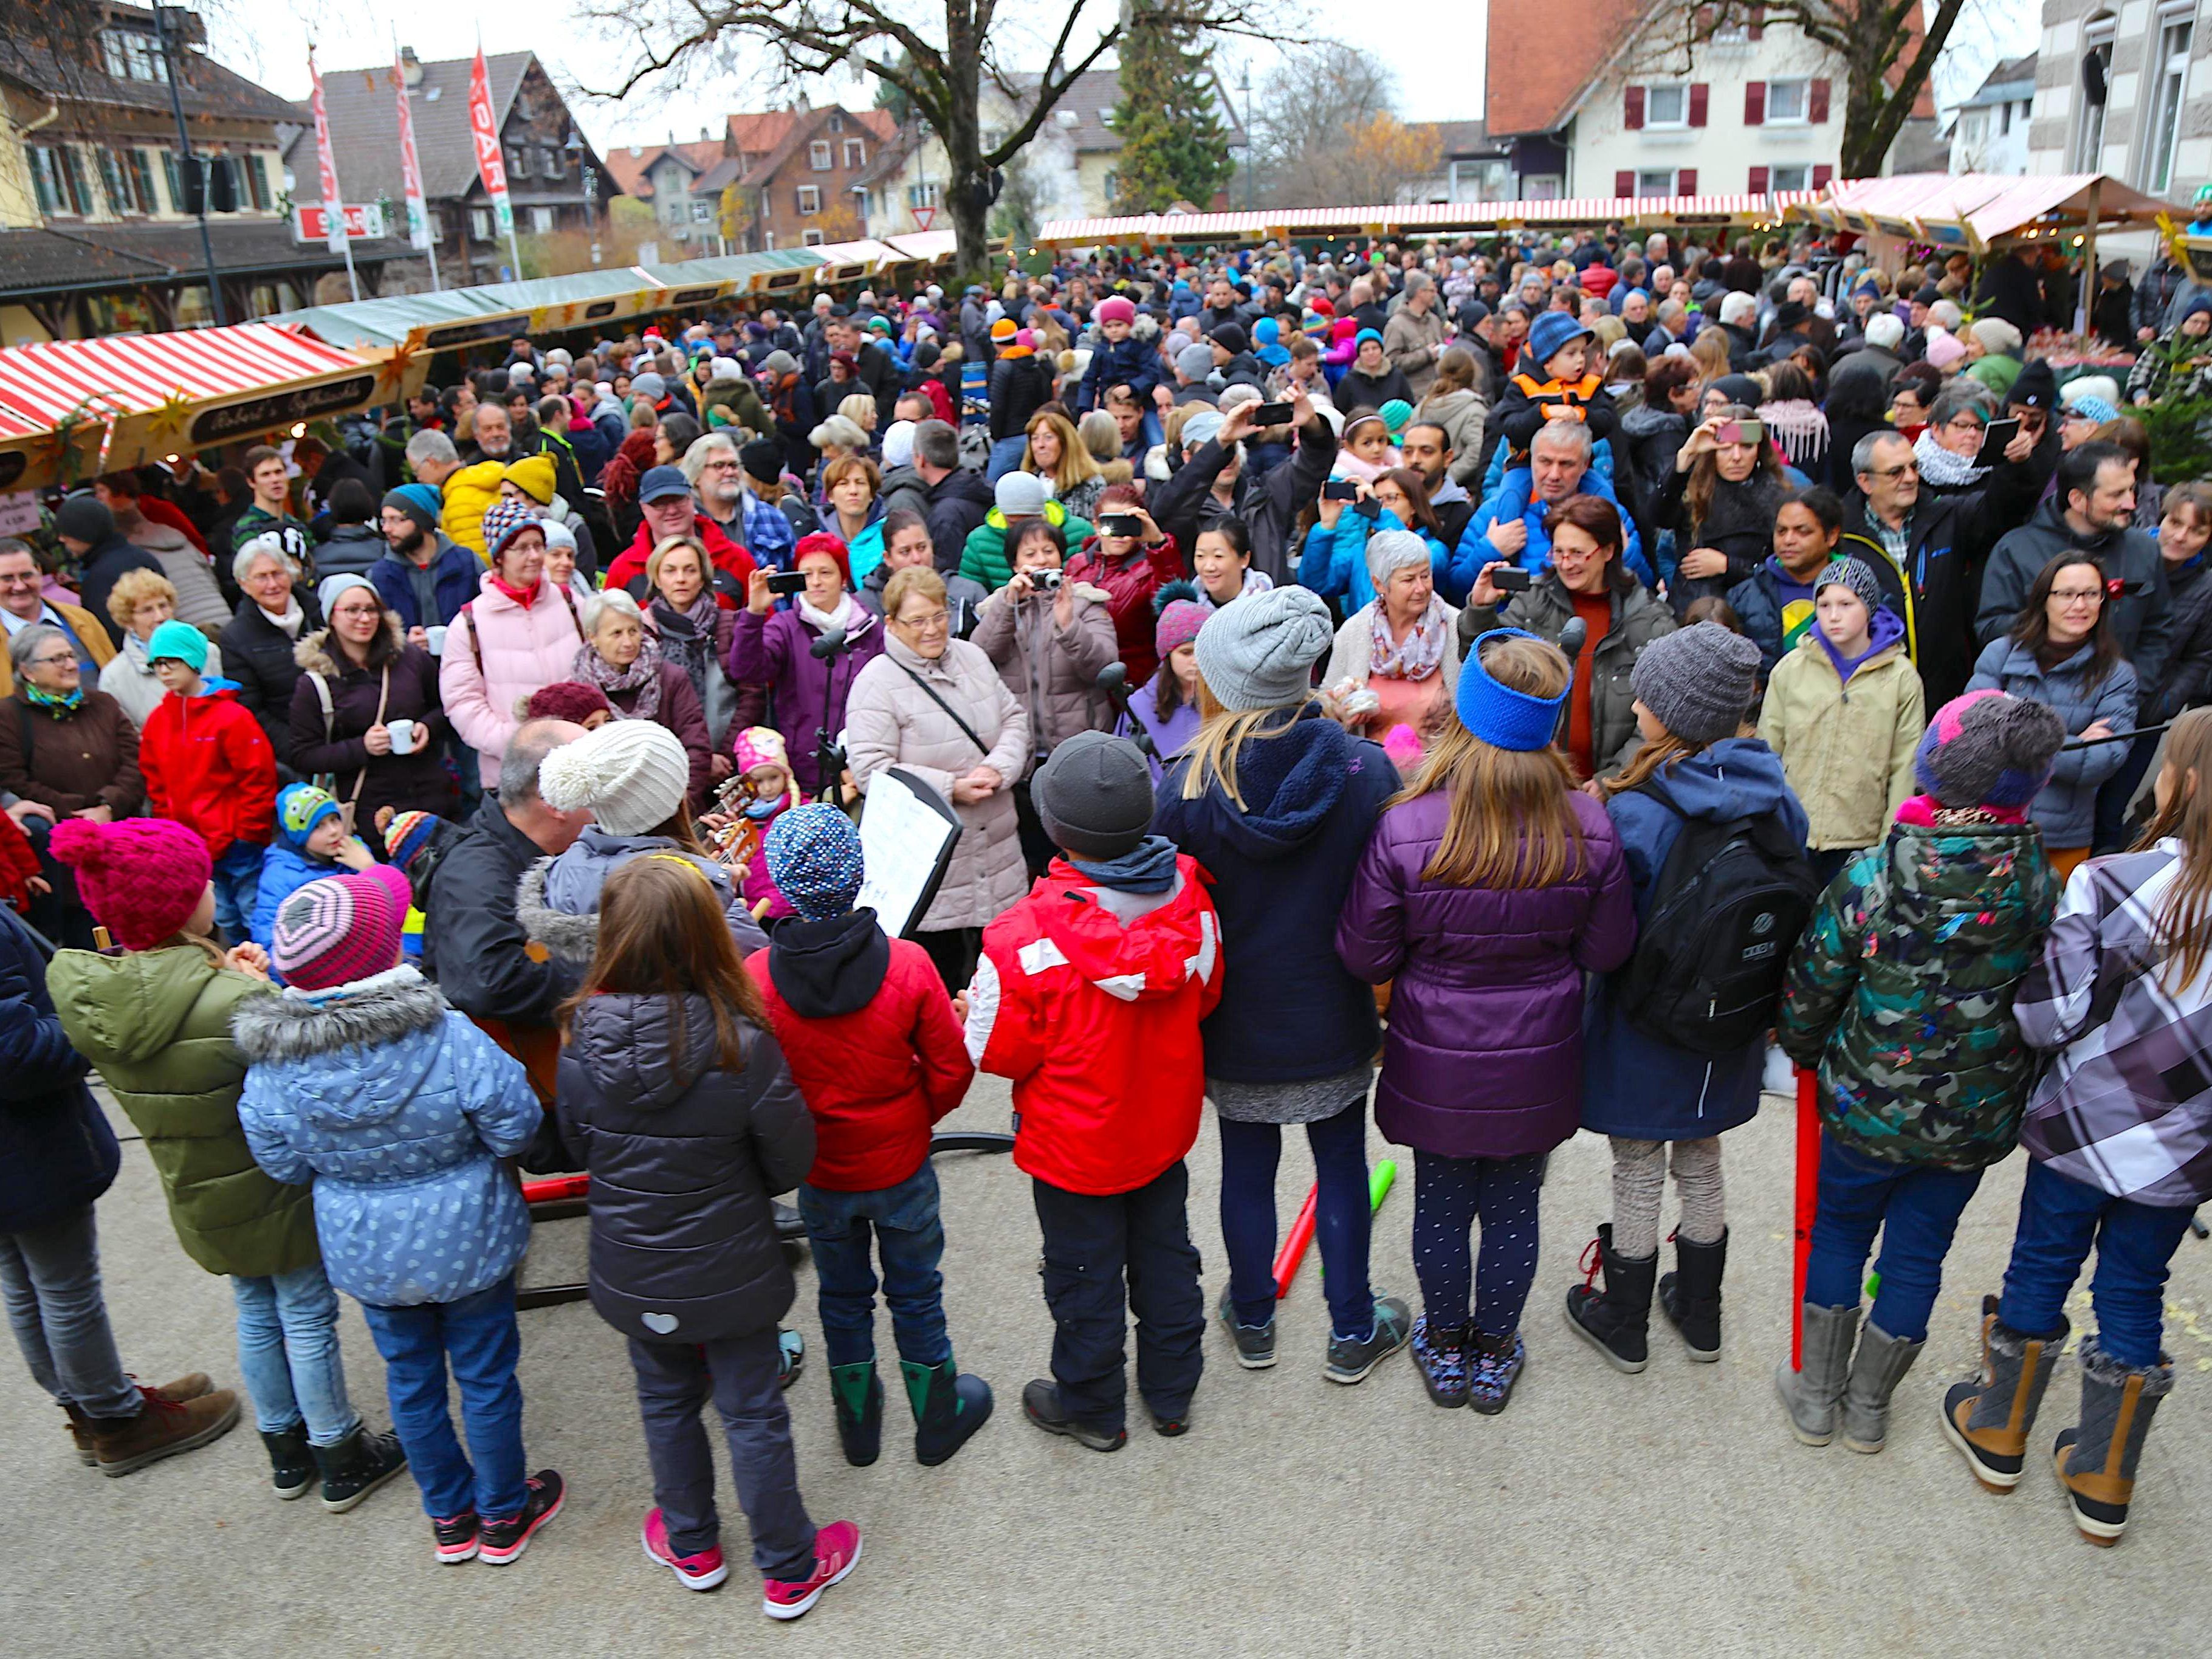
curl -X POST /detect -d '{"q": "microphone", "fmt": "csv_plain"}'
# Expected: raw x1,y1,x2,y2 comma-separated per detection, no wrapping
1094,660,1156,758
809,623,848,660
1095,661,1128,698
1556,616,1588,662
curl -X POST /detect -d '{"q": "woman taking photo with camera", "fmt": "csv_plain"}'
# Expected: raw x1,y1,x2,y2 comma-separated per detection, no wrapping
1657,408,1788,616
728,533,884,802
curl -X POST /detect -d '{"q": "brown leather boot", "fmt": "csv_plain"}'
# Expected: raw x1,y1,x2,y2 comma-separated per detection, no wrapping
64,1375,216,1466
1938,1296,2065,1492
2053,1338,2174,1546
89,1387,241,1477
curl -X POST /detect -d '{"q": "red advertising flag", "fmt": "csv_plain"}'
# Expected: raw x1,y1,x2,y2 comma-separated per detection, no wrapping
396,53,431,251
468,45,514,238
308,49,346,253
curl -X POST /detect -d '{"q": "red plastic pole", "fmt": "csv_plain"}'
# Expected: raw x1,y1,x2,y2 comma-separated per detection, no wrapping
1272,1184,1320,1299
521,1174,589,1204
1791,1067,1819,1370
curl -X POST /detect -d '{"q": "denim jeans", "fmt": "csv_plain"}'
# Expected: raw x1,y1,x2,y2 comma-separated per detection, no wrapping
0,1204,140,1418
1216,1099,1375,1341
1410,1149,1547,1338
210,840,265,942
2092,731,2161,854
359,1276,527,1521
798,1162,951,1370
232,1262,359,1445
984,433,1029,485
1802,1136,1984,1343
628,1327,816,1577
1997,1159,2196,1369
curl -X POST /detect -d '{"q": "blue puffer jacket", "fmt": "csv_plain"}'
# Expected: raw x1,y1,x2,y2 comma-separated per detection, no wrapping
250,842,348,972
1965,638,2139,851
1300,507,1454,611
1454,464,1653,594
0,907,117,1234
1581,739,1809,1141
234,967,541,1307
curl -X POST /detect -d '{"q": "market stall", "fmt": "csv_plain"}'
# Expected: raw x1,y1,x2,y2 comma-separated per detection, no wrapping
1032,193,1818,250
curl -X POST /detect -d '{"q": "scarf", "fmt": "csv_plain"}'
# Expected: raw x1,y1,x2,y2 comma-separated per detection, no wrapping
258,599,306,639
1895,794,2029,828
651,591,720,698
1912,428,1988,490
22,681,83,715
1757,398,1829,469
575,634,662,721
1068,834,1180,893
488,573,538,610
1368,592,1451,681
798,592,861,636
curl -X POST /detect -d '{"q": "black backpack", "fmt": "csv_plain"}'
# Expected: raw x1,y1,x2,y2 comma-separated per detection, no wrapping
1613,776,1819,1058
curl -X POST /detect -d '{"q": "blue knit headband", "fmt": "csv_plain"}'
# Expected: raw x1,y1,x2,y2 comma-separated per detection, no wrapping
1454,628,1571,752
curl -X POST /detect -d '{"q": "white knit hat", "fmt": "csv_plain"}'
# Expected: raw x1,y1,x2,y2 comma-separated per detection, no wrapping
535,719,693,835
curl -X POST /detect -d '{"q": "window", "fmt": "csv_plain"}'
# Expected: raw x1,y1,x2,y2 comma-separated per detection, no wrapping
242,154,270,211
2145,12,2194,194
692,199,713,222
30,145,88,216
828,113,845,133
1644,84,1687,127
1636,169,1678,196
471,207,494,241
797,184,821,215
1770,164,1810,191
1104,170,1120,202
160,150,182,211
843,139,865,168
529,205,555,234
803,228,825,246
2001,101,2014,136
1961,109,1987,145
100,29,169,83
906,182,941,208
2077,14,2116,173
809,140,833,171
507,145,532,179
97,149,141,214
129,149,160,213
1766,78,1808,122
543,146,566,179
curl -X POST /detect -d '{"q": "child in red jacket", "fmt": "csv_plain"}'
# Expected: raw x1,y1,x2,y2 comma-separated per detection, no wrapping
136,619,275,940
963,732,1222,1450
746,805,989,1469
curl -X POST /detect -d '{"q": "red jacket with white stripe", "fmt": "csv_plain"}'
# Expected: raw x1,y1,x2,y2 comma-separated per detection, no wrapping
966,853,1221,1195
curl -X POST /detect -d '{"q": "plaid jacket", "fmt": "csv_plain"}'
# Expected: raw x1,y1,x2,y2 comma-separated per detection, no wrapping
2015,839,2212,1207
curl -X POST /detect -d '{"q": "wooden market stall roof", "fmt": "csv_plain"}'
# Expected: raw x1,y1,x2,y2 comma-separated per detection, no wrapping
1817,173,2174,252
1033,193,1824,246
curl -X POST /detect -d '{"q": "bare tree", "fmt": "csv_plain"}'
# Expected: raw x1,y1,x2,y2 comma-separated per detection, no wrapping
578,0,1297,276
1245,43,1406,208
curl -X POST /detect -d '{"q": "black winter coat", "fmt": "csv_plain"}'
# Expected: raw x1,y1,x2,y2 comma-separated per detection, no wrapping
422,792,575,1032
2150,555,2212,722
1150,417,1338,586
311,522,387,581
287,622,452,821
988,355,1053,442
0,906,118,1233
926,468,995,576
556,992,814,1344
219,591,324,772
75,534,162,651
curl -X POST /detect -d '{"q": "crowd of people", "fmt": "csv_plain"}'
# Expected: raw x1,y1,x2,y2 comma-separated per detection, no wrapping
4,219,2211,1622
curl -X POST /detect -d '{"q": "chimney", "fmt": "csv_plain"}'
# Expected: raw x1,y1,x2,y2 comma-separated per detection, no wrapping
699,126,709,142
399,46,423,88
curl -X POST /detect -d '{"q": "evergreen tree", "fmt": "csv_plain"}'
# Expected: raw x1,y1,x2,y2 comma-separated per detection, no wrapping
1109,5,1235,213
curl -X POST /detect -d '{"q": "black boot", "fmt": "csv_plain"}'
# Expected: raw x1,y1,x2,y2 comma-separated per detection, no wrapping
311,1425,408,1514
1564,1224,1657,1373
904,1358,992,1466
828,1361,882,1468
261,1424,315,1500
1657,1228,1729,1362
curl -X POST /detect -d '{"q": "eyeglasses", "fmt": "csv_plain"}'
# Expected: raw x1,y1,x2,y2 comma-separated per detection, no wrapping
1943,416,1985,434
27,651,75,668
2050,588,2105,605
701,459,741,471
895,610,951,631
0,571,41,587
1867,464,1919,480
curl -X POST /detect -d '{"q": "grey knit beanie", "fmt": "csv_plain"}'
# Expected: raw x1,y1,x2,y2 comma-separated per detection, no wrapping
1032,732,1155,859
1814,557,1883,617
1629,621,1760,746
1194,585,1334,711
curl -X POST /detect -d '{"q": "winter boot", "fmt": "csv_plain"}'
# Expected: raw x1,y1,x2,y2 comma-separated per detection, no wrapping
1939,1295,2066,1492
829,1361,883,1468
1774,1302,1860,1447
2052,1338,2175,1546
904,1358,992,1467
1657,1228,1728,1361
1564,1224,1657,1373
1411,1316,1471,1409
89,1387,240,1477
1466,1328,1527,1416
65,1375,213,1466
261,1423,315,1499
311,1425,409,1513
1839,1322,1924,1454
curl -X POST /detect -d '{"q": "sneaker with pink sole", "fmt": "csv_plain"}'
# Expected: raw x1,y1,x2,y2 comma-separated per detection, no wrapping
761,1520,861,1621
642,1507,729,1591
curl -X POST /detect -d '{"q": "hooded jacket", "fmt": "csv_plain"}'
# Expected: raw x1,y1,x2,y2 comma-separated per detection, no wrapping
1976,497,2174,699
1153,707,1396,1085
0,907,117,1234
1778,819,2058,1170
313,521,388,582
138,679,277,858
966,851,1223,1195
233,967,541,1305
1339,786,1636,1159
71,530,162,650
369,534,479,631
746,910,975,1192
1754,613,1925,851
288,622,450,824
438,459,508,559
925,467,997,577
727,600,886,795
437,571,586,789
1581,740,1810,1141
556,991,814,1343
1964,638,2138,850
47,944,316,1277
973,581,1120,767
517,826,770,967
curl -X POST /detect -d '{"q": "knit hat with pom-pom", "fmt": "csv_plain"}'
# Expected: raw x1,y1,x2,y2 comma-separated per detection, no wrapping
49,816,210,950
534,718,693,835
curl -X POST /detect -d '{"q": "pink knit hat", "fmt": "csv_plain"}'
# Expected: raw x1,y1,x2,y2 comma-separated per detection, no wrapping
270,864,412,990
1155,598,1207,659
49,817,210,950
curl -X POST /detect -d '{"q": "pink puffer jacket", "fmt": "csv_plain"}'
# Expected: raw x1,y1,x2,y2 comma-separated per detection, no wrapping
437,572,586,786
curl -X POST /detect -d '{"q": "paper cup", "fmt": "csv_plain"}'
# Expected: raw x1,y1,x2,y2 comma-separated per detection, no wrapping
386,718,417,755
425,625,447,656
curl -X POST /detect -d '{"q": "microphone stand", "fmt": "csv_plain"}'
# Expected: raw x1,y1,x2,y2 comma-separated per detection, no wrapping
809,622,854,810
1095,660,1155,760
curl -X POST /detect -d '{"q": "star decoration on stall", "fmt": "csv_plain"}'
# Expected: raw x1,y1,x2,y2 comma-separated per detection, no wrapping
148,386,196,443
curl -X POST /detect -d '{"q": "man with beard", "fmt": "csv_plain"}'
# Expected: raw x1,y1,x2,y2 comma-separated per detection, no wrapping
465,400,604,555
369,486,478,639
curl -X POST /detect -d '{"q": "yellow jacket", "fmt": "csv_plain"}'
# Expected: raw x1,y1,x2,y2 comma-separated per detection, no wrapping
0,600,117,699
1756,627,1925,852
441,460,508,562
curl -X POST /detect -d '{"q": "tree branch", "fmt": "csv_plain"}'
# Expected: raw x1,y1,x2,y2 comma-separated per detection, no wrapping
983,26,1124,166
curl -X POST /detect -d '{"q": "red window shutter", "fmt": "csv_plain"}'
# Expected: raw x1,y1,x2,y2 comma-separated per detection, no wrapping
1677,168,1698,195
1616,170,1637,197
1748,4,1764,40
1809,78,1832,123
1748,165,1770,193
1812,163,1834,187
1745,81,1765,125
1689,83,1710,127
1625,85,1645,130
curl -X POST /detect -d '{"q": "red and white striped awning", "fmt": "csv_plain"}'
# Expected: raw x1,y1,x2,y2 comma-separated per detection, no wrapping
0,323,366,441
1035,194,1816,245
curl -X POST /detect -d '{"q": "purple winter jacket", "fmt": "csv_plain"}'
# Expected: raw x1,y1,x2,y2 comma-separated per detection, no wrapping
727,603,887,794
1336,788,1637,1159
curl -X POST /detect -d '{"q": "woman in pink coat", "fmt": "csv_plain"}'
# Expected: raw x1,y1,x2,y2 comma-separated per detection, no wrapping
438,500,586,788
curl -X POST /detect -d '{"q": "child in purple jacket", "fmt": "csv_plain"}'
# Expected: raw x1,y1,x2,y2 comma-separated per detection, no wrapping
1338,628,1636,1412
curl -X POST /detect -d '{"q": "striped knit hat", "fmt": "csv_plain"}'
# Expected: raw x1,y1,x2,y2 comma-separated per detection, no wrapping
270,864,412,990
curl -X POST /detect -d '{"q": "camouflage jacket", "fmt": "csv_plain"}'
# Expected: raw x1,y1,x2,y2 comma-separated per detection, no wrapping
1777,816,2059,1171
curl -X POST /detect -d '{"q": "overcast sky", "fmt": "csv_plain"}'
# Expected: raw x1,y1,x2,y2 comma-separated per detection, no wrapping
207,0,2040,154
